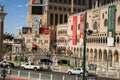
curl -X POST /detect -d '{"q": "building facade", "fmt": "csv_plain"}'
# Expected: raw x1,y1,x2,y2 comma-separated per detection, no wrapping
23,0,91,52
57,1,120,68
21,0,118,52
57,24,68,54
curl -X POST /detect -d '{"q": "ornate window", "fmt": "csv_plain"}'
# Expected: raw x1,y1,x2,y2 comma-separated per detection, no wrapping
32,17,41,28
93,21,97,29
104,19,108,27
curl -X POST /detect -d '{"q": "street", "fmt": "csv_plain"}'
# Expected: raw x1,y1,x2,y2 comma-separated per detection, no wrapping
0,67,119,80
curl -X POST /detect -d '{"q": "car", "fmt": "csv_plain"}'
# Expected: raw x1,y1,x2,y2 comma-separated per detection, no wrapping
0,61,15,68
67,68,88,76
21,63,43,71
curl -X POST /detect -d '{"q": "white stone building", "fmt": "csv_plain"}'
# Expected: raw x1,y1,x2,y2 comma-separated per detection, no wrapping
57,1,120,68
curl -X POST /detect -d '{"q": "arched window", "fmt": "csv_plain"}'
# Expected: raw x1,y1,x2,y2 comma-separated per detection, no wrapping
104,19,108,27
117,16,120,25
117,37,119,44
93,21,97,29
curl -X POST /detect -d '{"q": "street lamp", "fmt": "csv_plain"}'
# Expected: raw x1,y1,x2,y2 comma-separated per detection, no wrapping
83,12,93,80
1,61,7,80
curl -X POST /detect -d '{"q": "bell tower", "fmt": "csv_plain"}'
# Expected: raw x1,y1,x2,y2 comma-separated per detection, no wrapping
0,5,7,61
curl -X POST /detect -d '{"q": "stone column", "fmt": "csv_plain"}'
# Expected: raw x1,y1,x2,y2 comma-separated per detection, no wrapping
0,5,7,61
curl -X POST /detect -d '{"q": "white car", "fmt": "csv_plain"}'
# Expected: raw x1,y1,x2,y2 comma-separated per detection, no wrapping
67,68,88,76
21,63,42,71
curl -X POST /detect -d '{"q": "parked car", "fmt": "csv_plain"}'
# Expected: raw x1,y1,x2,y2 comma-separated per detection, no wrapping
67,68,88,76
21,63,43,71
0,61,15,68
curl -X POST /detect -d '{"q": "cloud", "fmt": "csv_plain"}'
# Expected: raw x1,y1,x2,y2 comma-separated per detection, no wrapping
25,4,28,7
17,5,23,7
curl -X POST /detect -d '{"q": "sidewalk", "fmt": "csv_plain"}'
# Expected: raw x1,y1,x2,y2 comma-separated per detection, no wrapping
0,76,27,80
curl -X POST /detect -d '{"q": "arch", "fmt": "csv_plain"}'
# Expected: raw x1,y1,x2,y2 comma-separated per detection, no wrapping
77,48,79,51
101,37,102,43
57,59,70,66
104,19,108,27
114,50,119,62
106,37,107,43
98,38,100,43
94,49,97,53
90,48,93,53
94,38,96,43
103,37,106,43
90,48,93,60
74,47,76,51
98,49,102,59
117,37,119,44
117,16,120,25
108,50,113,67
94,49,97,61
86,48,89,52
103,49,107,61
32,16,41,22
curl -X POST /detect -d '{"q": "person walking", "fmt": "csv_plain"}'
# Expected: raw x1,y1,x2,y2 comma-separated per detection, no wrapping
7,66,11,75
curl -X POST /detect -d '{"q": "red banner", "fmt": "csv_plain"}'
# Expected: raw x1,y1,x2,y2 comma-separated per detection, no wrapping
44,27,49,34
72,16,77,45
80,14,84,39
39,27,49,35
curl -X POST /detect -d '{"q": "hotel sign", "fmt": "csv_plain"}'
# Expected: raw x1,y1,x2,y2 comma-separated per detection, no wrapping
107,5,116,46
80,14,84,46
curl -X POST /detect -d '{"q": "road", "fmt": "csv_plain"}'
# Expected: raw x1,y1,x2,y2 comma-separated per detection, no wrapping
0,68,119,80
6,68,76,80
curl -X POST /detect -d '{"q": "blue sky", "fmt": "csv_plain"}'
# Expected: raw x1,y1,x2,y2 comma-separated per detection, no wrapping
0,0,28,36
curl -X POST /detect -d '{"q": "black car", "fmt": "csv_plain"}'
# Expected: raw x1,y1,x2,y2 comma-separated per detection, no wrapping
0,61,15,68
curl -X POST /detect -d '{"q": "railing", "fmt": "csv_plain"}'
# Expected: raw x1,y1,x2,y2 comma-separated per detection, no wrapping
89,70,120,79
7,69,76,80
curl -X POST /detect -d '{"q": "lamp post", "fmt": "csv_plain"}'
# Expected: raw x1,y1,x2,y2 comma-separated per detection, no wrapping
1,61,7,80
83,12,93,80
83,12,87,80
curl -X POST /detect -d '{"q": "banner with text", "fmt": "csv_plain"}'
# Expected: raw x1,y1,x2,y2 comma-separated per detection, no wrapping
80,14,84,46
72,16,77,45
107,5,116,46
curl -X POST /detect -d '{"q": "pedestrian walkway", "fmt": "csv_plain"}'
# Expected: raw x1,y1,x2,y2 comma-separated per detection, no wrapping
0,76,27,80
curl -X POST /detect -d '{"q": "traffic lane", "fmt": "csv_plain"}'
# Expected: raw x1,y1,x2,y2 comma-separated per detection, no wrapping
15,68,115,80
14,68,76,80
15,67,97,77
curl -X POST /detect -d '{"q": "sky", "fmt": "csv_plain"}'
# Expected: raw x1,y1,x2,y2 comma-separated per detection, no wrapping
0,0,28,36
